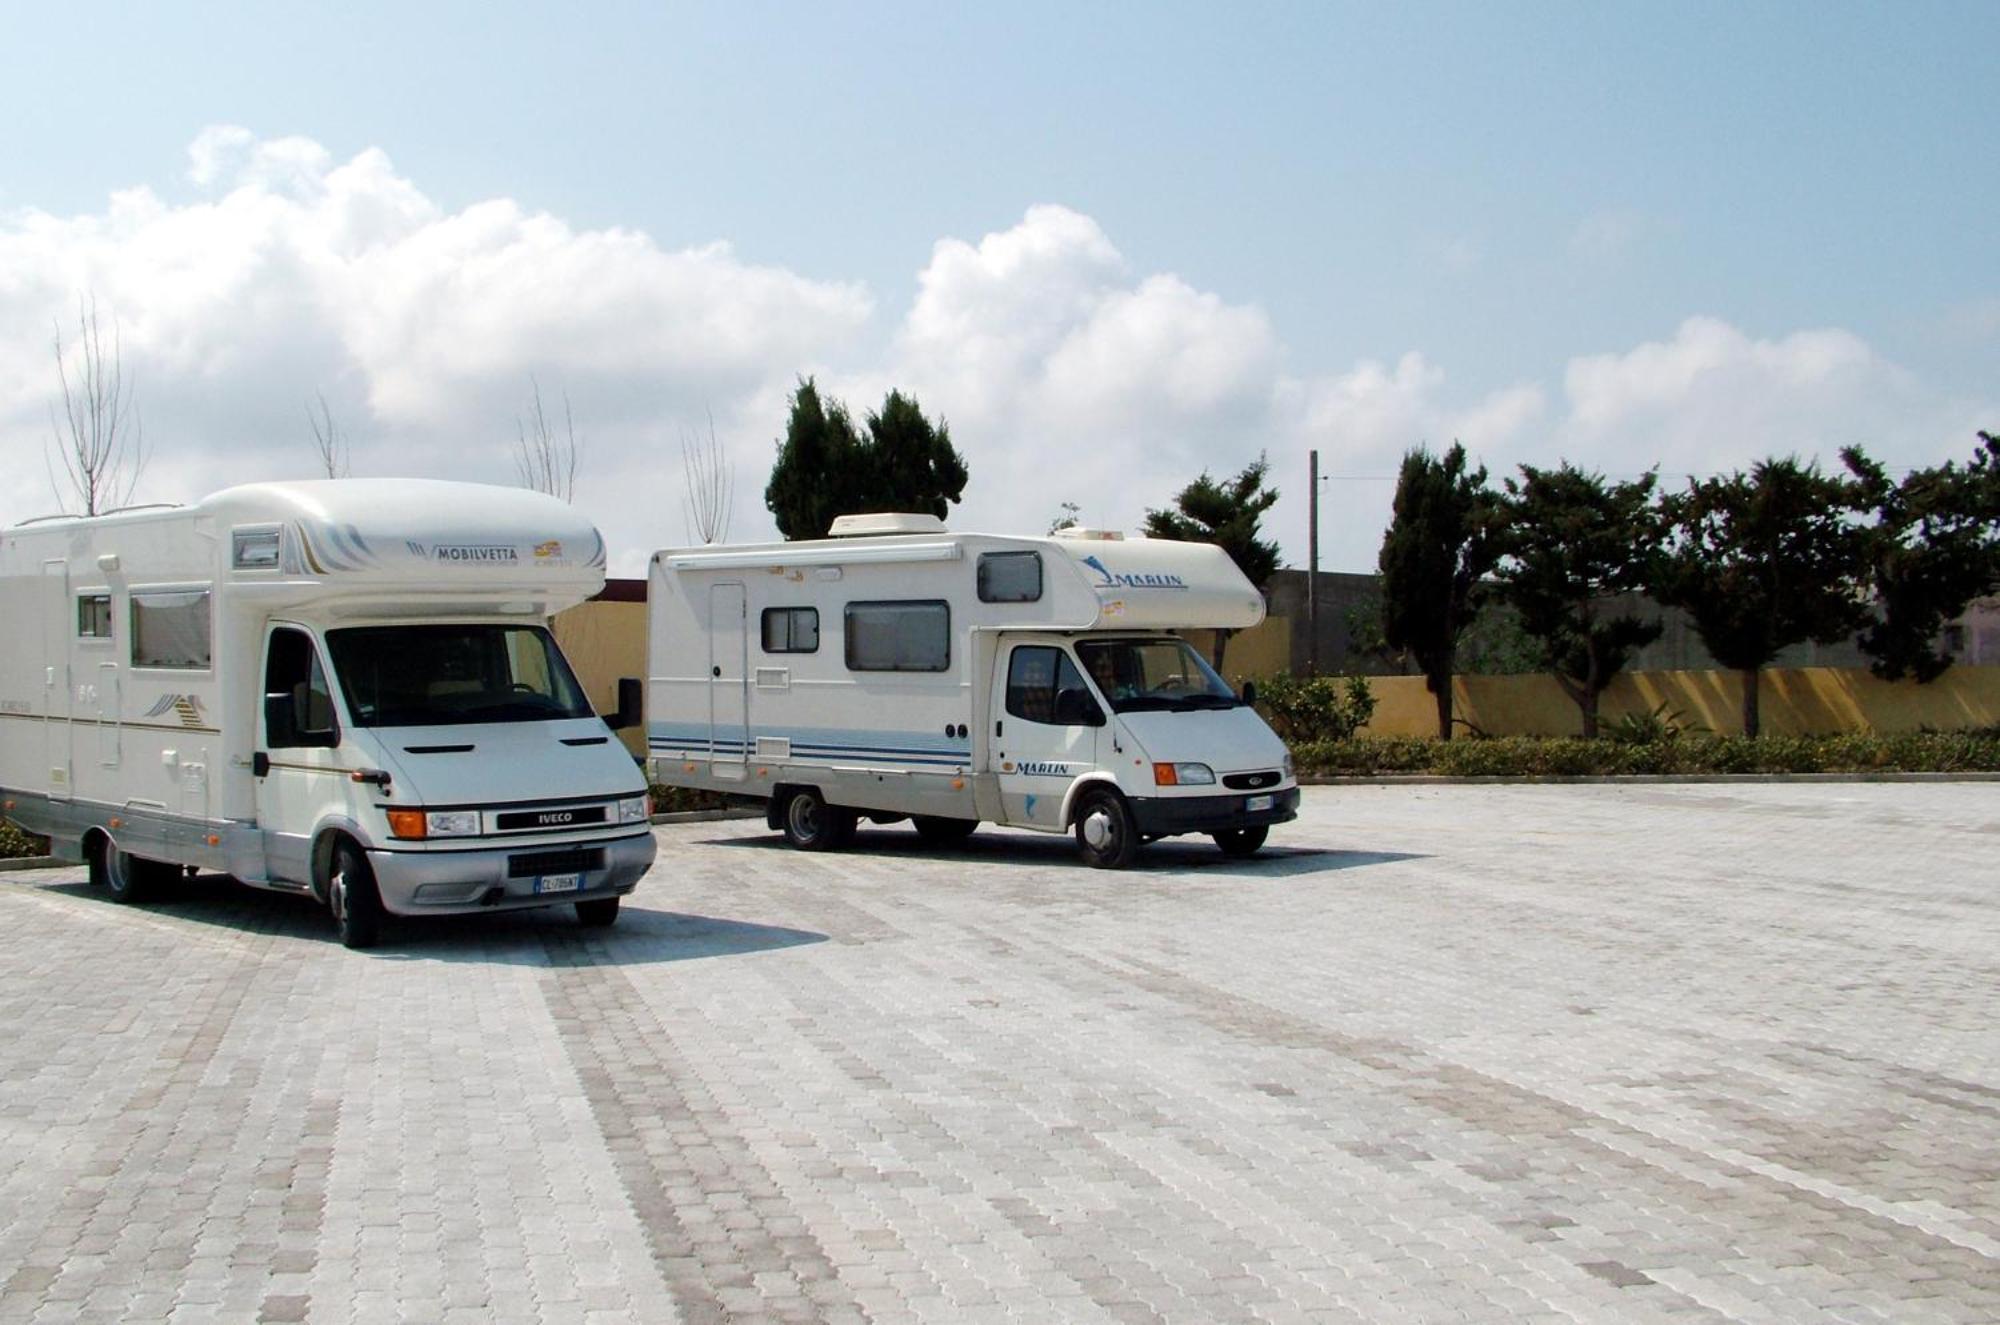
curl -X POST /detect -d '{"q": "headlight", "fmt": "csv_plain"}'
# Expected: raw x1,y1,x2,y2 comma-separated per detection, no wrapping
384,808,480,839
1152,762,1216,787
618,795,651,823
426,810,480,837
1282,752,1294,779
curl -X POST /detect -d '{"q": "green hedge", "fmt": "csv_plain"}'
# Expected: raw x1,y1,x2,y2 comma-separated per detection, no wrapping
0,822,50,860
1291,731,2000,777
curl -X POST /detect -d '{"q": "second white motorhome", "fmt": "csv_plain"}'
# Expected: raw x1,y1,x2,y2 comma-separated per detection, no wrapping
646,515,1298,867
0,480,657,947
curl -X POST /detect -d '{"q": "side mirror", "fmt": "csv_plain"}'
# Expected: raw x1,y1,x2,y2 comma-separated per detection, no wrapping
295,683,337,746
1052,687,1105,728
607,676,644,731
1240,680,1258,708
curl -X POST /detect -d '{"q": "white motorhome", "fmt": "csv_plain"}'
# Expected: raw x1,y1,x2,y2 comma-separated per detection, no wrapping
0,480,656,947
646,515,1298,867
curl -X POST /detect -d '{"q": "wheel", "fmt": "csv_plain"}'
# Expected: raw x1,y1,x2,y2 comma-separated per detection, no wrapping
575,897,620,928
781,788,854,851
1212,826,1269,858
94,837,170,904
912,816,978,845
327,841,383,949
1073,789,1139,869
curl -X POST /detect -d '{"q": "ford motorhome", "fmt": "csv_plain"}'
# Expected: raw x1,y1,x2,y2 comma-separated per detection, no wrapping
645,515,1297,867
0,480,656,947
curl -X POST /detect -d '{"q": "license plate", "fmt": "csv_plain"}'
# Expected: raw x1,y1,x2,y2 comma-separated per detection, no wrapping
1245,794,1274,812
535,873,582,895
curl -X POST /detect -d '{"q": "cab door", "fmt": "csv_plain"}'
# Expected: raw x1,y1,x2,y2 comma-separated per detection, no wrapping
253,624,345,886
989,643,1104,830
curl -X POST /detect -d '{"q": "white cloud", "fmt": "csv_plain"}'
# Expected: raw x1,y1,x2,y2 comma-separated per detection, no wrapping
2,132,1989,578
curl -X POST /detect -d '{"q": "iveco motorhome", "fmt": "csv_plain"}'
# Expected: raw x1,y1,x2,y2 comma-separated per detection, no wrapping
0,480,656,947
646,514,1297,867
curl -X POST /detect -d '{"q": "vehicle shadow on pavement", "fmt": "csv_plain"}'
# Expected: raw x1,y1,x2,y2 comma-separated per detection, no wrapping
701,830,1426,880
42,875,828,965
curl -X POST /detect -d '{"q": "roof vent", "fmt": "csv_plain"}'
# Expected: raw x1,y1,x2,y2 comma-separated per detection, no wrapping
826,512,948,537
1051,527,1125,541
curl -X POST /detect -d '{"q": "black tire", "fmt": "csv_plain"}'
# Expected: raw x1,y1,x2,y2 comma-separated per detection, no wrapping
575,897,620,928
1073,789,1139,869
95,837,170,904
912,816,978,845
781,788,853,851
327,841,383,950
1212,826,1269,858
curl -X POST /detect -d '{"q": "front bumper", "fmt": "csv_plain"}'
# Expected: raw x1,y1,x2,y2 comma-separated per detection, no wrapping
367,829,656,915
1128,786,1300,838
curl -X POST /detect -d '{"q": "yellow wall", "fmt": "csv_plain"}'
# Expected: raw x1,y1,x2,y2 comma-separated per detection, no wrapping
1356,665,2000,738
1180,616,1292,687
552,600,649,758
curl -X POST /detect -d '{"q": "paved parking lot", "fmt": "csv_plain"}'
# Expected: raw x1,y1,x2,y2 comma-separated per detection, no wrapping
1,783,1996,1324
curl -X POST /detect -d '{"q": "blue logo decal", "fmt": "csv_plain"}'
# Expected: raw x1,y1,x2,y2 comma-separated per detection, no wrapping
1023,794,1038,818
1080,553,1187,591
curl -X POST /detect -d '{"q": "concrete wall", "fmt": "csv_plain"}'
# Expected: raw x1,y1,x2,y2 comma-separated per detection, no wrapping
1354,665,2000,738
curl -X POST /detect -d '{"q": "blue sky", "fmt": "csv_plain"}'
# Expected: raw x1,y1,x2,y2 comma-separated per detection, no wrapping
3,2,1995,570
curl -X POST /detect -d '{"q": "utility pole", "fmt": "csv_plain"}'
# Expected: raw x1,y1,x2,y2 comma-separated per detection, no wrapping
1307,449,1320,675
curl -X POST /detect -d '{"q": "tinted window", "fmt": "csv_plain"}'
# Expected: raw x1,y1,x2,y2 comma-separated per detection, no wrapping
977,551,1042,603
264,628,337,747
844,601,949,672
1006,646,1093,726
131,590,212,669
761,607,819,653
326,625,594,727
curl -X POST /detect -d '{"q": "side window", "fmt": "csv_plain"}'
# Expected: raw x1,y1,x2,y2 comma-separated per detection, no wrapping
131,590,212,669
978,551,1042,603
77,593,113,640
264,628,336,747
762,607,819,653
1006,647,1092,726
844,601,949,672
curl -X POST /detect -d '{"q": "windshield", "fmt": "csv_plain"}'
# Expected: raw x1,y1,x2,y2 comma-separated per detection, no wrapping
1074,638,1243,713
326,624,595,728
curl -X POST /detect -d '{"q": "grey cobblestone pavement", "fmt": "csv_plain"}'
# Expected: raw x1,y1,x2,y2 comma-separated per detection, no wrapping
1,783,1996,1323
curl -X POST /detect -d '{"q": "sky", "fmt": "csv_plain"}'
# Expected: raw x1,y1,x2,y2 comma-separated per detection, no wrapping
2,1,1995,574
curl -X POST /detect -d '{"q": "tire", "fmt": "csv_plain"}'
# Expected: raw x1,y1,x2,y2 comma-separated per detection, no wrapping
781,788,854,851
327,841,383,950
94,837,171,904
912,816,978,845
575,897,620,928
1212,826,1269,858
1073,789,1139,870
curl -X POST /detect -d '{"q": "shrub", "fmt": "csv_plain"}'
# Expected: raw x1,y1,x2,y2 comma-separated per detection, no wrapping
1254,674,1378,743
1289,730,2000,777
648,784,735,814
0,822,50,860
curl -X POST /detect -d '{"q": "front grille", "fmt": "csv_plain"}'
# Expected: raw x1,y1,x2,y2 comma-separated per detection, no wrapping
1223,770,1281,791
495,805,608,831
507,847,606,879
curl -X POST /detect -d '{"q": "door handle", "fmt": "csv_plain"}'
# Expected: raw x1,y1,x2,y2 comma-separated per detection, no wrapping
994,720,1003,737
252,752,270,778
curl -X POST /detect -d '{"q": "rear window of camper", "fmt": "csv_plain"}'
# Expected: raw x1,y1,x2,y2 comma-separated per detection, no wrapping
131,590,212,669
977,551,1042,603
845,601,950,672
762,607,819,653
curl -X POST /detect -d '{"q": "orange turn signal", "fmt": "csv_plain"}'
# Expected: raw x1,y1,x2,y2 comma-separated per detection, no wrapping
1152,763,1178,786
386,809,427,839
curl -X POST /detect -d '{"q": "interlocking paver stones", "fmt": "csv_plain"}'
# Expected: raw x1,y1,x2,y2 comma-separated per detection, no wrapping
0,782,1996,1321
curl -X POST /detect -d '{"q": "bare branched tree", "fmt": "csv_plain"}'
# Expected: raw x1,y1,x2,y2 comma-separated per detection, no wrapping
48,296,146,515
515,378,580,501
681,411,734,544
307,390,349,478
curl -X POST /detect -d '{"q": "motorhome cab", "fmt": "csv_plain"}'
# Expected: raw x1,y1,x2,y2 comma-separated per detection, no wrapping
646,514,1298,868
0,480,657,947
